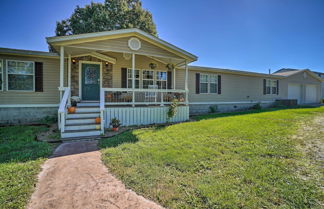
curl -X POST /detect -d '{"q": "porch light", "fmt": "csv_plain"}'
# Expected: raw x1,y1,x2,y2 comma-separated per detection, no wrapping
166,63,175,70
72,59,76,64
149,63,157,69
105,62,109,66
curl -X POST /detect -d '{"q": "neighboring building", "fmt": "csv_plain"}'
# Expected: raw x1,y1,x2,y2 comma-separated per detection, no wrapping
274,68,324,99
0,29,323,138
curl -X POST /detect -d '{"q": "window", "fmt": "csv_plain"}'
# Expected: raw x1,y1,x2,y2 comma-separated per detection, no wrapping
143,70,154,89
7,60,34,91
0,60,3,91
209,75,218,93
156,71,167,89
266,79,277,94
127,69,140,88
200,74,208,93
200,74,218,94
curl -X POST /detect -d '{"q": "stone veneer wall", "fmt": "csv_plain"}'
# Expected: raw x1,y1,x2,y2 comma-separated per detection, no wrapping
71,56,113,96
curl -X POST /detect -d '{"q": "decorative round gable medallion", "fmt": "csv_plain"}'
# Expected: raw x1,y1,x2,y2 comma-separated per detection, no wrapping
128,37,141,51
123,53,132,60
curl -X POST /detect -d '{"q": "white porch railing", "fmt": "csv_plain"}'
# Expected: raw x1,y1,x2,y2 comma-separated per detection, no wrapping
100,89,105,134
58,87,70,132
101,88,187,106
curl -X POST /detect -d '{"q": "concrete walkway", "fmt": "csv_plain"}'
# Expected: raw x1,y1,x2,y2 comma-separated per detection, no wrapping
28,140,163,209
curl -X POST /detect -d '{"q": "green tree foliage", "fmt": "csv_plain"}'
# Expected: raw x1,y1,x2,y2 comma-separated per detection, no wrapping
55,0,157,37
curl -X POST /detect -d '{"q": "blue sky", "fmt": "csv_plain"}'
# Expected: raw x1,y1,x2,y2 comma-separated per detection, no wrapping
0,0,323,73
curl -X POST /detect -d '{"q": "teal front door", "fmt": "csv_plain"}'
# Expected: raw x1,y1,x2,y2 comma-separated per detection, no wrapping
82,63,100,100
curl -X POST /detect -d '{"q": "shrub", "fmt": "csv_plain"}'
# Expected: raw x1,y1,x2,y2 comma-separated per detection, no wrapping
209,105,218,113
167,99,179,120
251,103,262,110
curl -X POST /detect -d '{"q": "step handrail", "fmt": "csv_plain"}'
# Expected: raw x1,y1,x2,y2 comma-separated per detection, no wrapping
100,89,105,134
58,87,70,132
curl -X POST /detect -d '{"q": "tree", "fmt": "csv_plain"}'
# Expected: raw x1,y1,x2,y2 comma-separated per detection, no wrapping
55,0,157,37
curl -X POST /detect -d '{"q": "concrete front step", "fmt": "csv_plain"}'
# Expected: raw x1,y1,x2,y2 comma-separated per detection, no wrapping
66,118,96,125
75,107,100,113
65,123,99,131
77,102,100,107
61,129,101,138
67,113,100,119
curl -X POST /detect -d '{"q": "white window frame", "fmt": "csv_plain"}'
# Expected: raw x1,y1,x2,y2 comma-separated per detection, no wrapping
0,59,3,91
142,70,155,89
199,74,209,94
200,73,218,94
6,60,35,92
209,74,218,94
156,70,168,89
266,79,277,95
127,68,140,89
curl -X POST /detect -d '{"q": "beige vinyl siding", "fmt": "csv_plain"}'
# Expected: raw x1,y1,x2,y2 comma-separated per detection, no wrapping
0,55,62,104
69,37,183,60
187,69,284,103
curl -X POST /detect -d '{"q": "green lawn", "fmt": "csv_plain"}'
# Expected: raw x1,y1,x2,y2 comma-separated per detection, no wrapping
0,126,53,209
100,107,324,209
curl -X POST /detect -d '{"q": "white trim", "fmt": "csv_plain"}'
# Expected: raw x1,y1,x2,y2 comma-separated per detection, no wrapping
0,47,59,58
0,104,59,108
6,59,35,92
128,37,141,51
78,60,102,100
142,69,155,89
66,45,185,61
127,68,140,88
0,59,3,91
189,65,285,79
189,101,274,105
155,70,168,90
90,52,116,64
46,28,197,61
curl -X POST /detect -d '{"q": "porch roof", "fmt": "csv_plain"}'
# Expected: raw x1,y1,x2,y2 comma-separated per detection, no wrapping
46,28,197,65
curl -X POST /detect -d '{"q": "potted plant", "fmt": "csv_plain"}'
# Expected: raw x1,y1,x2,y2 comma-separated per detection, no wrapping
110,118,121,132
95,117,101,124
67,100,77,114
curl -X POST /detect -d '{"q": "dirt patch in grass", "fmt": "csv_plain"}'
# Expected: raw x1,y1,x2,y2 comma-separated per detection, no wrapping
36,123,61,143
292,114,324,201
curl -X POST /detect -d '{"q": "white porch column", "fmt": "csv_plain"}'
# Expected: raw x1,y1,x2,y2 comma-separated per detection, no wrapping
59,46,65,100
68,54,71,105
132,53,135,107
185,60,189,105
173,67,176,89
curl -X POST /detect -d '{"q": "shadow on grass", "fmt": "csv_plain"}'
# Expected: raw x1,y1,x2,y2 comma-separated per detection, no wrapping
192,105,318,121
0,125,54,164
99,130,139,149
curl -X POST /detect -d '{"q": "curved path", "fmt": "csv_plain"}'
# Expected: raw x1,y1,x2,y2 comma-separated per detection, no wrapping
28,140,163,209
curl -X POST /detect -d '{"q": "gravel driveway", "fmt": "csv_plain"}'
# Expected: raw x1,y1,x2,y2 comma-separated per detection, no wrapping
28,140,163,209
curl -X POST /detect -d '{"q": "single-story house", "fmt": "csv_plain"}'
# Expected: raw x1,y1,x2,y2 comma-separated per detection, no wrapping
0,28,322,138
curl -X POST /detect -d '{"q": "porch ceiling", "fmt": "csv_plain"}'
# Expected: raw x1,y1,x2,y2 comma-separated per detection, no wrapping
63,46,186,66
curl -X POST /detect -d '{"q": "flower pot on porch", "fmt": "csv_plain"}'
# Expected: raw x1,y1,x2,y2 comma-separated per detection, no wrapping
68,107,76,114
112,127,119,132
95,117,101,124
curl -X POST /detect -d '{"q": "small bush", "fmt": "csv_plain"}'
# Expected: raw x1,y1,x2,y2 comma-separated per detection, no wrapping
251,103,262,110
167,99,179,120
209,105,218,113
39,116,57,125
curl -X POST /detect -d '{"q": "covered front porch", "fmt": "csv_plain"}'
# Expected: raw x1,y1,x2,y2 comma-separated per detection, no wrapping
47,29,197,137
